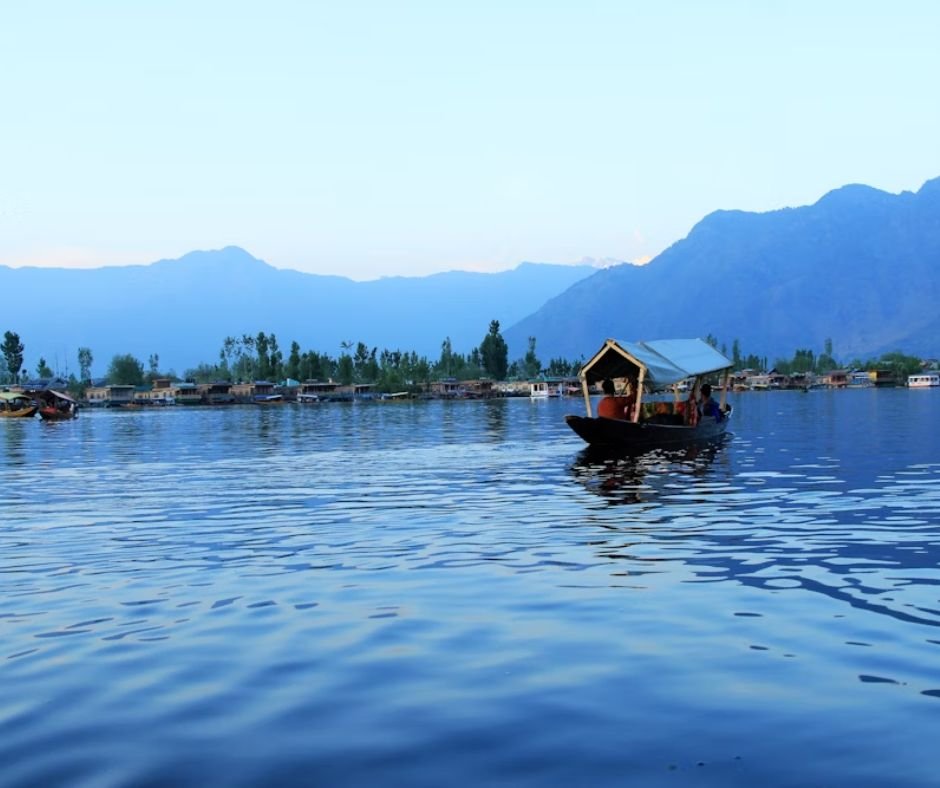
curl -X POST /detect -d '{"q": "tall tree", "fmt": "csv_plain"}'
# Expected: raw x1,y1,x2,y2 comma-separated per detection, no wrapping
439,337,454,377
268,334,283,381
286,341,301,381
255,332,271,380
2,331,24,383
479,320,509,380
36,357,54,378
78,347,94,382
337,353,354,385
524,336,541,378
107,354,145,386
353,342,370,380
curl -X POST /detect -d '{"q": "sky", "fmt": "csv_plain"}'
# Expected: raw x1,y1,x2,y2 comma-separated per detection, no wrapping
2,1,939,280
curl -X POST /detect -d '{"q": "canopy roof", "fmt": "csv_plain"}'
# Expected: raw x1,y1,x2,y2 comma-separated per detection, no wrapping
42,389,77,404
579,338,733,388
0,391,31,402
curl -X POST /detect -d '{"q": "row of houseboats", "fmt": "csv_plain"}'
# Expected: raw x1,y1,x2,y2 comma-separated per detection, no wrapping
3,366,936,419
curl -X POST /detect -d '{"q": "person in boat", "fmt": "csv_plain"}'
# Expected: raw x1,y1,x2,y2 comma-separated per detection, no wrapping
597,378,635,420
699,383,724,422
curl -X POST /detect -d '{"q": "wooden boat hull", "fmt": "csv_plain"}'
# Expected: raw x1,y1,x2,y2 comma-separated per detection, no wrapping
565,409,731,450
39,407,76,421
0,406,38,418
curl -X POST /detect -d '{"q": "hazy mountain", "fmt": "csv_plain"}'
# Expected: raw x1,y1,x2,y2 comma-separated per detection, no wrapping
505,177,940,364
0,250,594,377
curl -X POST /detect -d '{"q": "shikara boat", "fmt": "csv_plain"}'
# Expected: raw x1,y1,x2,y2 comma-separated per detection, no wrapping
565,338,734,450
36,390,78,420
0,391,38,418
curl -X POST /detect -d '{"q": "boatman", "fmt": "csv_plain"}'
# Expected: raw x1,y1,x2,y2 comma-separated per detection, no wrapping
699,383,724,422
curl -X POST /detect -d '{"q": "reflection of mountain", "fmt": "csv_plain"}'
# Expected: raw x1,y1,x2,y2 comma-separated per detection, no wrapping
570,438,729,505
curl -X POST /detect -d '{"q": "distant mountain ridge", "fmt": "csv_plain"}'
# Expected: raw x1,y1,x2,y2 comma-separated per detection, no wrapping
0,250,594,376
504,176,940,363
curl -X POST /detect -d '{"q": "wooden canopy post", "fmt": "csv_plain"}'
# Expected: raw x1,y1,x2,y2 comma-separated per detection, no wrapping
632,367,646,422
581,373,593,417
719,369,730,409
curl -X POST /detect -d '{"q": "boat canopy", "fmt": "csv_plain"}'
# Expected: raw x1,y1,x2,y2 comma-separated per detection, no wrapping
578,338,733,389
42,389,77,403
0,391,30,402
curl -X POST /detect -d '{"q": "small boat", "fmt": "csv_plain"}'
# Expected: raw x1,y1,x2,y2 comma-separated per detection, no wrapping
0,391,38,418
36,390,78,420
908,373,940,388
530,381,551,399
565,338,734,451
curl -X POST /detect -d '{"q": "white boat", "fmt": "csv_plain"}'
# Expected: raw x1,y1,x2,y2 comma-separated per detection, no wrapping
529,381,563,399
530,381,550,399
908,373,940,388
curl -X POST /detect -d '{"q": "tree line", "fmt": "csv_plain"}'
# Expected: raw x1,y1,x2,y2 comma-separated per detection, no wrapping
3,327,931,393
0,323,583,394
705,335,927,380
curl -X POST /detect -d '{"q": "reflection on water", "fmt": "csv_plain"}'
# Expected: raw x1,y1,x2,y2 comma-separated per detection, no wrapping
571,436,731,504
3,392,940,787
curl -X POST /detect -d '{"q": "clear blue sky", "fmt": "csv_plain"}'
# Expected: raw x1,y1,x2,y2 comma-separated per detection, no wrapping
2,1,938,279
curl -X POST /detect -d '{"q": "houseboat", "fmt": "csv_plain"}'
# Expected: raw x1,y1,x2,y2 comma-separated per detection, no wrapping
908,373,940,388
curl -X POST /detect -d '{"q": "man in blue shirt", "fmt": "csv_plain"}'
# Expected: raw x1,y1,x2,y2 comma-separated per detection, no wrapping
700,383,724,422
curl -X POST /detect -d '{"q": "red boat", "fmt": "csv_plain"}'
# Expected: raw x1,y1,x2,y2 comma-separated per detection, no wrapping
37,390,78,420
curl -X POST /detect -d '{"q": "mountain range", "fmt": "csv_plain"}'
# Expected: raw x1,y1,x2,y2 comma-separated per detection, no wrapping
4,175,938,379
0,251,595,377
504,177,940,363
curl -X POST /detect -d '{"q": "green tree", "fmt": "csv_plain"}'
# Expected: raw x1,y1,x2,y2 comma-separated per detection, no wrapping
2,331,25,383
353,342,370,380
875,351,923,381
107,354,145,385
184,362,226,383
523,336,541,378
268,334,283,381
78,347,94,382
148,353,160,382
816,338,837,372
36,357,54,378
286,341,301,381
337,353,354,385
439,337,455,377
479,320,508,380
255,332,271,380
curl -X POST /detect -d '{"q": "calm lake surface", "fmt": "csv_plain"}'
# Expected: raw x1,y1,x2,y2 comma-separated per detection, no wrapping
3,390,940,787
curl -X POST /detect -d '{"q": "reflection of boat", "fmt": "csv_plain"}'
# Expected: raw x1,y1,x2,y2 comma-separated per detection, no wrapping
565,338,734,451
37,389,79,420
570,438,728,504
0,391,38,418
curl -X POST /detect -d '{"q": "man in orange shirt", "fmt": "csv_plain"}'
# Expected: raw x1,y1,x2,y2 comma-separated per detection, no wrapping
597,378,635,420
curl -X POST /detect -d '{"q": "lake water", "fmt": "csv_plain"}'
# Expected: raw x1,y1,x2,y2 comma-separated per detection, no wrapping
3,390,940,787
